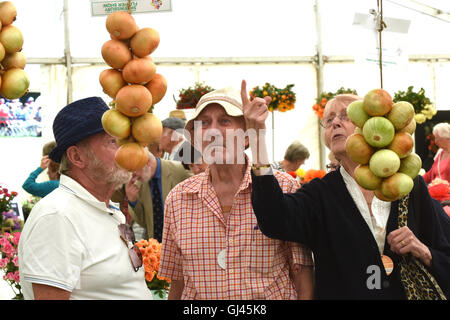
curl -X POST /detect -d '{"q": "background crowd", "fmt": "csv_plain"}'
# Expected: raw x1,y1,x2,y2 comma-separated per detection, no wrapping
0,97,42,138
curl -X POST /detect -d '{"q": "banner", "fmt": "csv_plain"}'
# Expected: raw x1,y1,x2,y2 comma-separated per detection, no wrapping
91,0,171,16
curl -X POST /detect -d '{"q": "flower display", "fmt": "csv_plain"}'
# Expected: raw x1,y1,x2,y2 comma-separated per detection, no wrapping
393,86,437,124
1,212,23,232
175,82,214,109
312,87,358,119
0,232,22,299
0,186,19,229
296,167,306,180
302,169,327,183
249,83,296,112
428,178,450,202
136,238,170,298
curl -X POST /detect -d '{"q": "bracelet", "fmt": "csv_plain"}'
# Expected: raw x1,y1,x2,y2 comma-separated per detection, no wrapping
251,163,271,170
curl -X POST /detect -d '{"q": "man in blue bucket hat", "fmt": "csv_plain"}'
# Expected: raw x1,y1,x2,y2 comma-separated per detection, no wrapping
18,97,152,300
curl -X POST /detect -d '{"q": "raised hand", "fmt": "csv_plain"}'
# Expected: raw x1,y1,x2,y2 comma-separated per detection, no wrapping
125,174,141,203
241,80,271,166
40,155,51,170
241,80,271,131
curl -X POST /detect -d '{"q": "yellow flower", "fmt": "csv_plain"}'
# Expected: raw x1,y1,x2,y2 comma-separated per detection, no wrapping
296,167,305,178
414,113,426,124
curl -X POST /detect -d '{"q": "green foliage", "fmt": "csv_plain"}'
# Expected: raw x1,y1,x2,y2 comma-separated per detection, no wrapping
393,86,431,113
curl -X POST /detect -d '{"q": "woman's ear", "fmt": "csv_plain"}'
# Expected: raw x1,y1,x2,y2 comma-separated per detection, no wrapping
66,145,88,169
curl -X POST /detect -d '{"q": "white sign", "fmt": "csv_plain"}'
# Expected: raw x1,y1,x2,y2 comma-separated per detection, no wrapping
352,12,410,68
91,0,171,16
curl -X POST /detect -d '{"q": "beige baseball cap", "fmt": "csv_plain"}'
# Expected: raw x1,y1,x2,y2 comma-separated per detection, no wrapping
185,86,243,133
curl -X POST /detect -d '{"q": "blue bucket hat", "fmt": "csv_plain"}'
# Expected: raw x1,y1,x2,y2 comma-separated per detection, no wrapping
49,97,109,163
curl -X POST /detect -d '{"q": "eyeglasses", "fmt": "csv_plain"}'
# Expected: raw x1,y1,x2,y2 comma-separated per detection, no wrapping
326,163,340,171
320,112,350,128
118,223,143,272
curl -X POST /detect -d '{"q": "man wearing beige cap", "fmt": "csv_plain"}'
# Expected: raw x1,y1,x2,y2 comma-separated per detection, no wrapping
158,86,314,300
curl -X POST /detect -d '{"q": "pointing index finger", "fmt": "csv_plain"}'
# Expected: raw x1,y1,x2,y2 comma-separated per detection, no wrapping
241,80,250,106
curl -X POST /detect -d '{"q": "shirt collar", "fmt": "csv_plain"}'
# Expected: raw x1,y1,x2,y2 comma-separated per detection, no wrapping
59,174,123,217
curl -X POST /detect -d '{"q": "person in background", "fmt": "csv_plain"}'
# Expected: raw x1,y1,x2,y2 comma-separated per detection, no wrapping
22,141,60,198
112,151,192,242
245,81,450,300
18,97,152,300
159,117,187,161
159,86,314,300
272,141,310,173
423,122,450,184
147,141,163,158
180,144,208,175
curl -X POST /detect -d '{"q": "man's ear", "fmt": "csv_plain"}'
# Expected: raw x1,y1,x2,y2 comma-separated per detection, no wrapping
66,145,88,169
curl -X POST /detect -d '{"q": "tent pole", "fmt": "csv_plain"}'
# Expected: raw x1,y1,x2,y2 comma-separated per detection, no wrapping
63,0,73,103
314,0,326,170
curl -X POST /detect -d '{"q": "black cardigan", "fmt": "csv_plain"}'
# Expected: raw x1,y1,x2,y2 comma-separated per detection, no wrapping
251,169,450,300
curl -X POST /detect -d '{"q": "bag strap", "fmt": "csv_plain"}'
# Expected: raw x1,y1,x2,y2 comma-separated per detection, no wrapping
412,176,422,239
397,176,421,231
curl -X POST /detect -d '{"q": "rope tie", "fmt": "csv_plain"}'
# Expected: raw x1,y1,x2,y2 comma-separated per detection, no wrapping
375,0,386,88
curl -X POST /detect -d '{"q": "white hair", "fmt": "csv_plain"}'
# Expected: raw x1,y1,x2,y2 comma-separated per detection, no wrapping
433,122,450,139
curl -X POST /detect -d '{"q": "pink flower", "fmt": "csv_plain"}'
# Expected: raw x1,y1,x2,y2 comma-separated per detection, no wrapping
5,272,14,281
2,242,15,257
0,258,8,268
13,271,20,283
12,232,20,245
12,256,19,267
0,237,8,247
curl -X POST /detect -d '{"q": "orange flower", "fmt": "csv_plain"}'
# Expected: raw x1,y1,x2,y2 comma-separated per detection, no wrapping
136,239,148,249
139,237,170,290
303,169,327,183
145,271,155,282
157,274,171,283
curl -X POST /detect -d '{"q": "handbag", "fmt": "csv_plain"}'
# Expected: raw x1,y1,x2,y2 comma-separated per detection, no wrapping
397,179,447,300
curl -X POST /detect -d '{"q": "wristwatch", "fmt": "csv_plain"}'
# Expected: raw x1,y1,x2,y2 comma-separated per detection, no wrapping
251,163,271,170
251,163,272,176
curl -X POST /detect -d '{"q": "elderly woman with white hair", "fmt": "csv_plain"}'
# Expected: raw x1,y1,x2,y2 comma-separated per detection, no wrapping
423,122,450,184
243,80,450,300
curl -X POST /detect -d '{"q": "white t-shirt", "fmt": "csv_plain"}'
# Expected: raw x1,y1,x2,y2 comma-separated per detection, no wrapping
18,175,153,300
